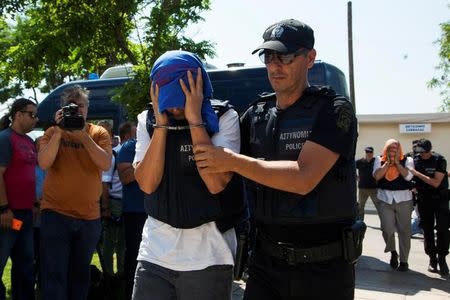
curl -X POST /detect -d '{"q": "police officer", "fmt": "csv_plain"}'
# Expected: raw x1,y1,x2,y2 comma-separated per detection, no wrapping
194,19,359,299
410,139,449,275
356,146,380,220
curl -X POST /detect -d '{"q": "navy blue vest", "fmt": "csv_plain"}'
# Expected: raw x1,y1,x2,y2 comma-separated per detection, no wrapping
377,158,414,191
144,101,247,231
244,87,356,225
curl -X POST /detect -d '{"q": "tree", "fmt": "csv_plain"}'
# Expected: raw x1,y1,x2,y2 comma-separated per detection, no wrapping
113,0,215,119
0,0,34,15
0,0,214,120
429,18,450,111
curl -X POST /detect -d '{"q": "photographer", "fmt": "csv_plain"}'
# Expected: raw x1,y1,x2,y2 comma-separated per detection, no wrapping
38,85,112,300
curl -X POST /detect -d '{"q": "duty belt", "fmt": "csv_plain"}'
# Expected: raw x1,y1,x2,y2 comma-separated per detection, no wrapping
257,236,343,265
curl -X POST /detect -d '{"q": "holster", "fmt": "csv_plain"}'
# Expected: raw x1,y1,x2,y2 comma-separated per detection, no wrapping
233,232,249,280
342,220,366,263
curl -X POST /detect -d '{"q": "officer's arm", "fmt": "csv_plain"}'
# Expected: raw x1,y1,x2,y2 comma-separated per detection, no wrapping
410,169,445,188
198,140,338,195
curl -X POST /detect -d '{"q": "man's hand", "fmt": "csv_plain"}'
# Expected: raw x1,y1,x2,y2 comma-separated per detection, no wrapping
0,209,13,229
180,68,203,125
151,83,169,126
69,128,89,143
194,144,235,173
386,155,392,165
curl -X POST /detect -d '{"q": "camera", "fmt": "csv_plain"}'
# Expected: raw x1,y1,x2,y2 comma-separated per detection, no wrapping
60,103,85,130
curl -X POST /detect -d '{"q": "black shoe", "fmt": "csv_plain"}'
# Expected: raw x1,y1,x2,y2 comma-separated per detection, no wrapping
438,256,449,276
397,262,409,272
390,251,399,269
428,256,438,273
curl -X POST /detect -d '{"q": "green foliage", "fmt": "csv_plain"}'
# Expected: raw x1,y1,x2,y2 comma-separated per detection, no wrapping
0,0,34,15
114,0,214,119
429,16,450,111
0,0,214,119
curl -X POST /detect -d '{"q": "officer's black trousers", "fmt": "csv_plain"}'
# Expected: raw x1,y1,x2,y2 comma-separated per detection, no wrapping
243,250,355,300
417,193,450,257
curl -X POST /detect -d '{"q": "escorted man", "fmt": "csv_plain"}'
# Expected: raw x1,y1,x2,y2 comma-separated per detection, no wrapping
410,139,449,275
38,85,112,300
0,98,38,300
133,50,246,300
194,19,360,299
356,146,379,220
373,139,414,272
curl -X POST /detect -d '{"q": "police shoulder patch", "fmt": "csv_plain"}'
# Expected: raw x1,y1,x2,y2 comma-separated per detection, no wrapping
334,98,354,133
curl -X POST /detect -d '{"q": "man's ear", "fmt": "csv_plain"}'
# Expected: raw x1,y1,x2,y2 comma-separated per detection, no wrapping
307,49,316,69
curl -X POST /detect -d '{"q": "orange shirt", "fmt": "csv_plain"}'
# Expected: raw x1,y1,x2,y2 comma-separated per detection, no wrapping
40,123,112,220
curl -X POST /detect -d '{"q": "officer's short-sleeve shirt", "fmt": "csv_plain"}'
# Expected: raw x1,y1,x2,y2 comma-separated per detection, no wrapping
414,153,449,191
307,96,357,159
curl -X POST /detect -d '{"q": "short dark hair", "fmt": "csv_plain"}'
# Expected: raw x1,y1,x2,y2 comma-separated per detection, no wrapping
119,121,135,141
0,98,37,130
416,139,432,153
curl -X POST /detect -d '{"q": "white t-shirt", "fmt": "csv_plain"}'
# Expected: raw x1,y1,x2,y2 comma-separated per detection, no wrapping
102,144,122,199
134,108,241,271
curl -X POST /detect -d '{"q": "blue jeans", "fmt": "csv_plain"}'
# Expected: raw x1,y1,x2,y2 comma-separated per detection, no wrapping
40,210,101,300
0,209,34,300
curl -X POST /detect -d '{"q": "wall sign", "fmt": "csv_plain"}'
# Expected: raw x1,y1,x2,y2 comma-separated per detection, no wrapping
399,123,431,133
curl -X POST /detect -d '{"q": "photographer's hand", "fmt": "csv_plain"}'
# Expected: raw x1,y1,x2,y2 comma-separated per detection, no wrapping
70,128,89,143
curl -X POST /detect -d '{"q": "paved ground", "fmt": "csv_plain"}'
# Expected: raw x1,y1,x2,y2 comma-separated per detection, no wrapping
231,203,450,299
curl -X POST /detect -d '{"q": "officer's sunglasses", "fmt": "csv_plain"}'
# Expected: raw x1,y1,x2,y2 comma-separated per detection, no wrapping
259,48,310,65
20,111,38,119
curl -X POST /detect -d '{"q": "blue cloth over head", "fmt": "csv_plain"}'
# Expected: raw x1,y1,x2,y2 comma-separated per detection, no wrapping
150,50,219,133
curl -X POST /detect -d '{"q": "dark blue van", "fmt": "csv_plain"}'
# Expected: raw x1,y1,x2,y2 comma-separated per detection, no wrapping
37,61,349,133
207,61,349,113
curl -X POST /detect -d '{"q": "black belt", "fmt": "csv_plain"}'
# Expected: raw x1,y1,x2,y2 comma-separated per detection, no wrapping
257,236,343,265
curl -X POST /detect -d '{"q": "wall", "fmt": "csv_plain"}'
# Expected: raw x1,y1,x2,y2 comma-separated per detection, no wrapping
356,121,450,161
